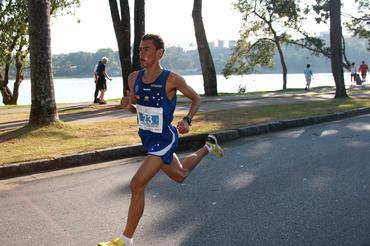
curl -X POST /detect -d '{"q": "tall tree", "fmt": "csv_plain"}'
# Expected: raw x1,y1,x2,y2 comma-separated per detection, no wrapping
132,0,145,72
0,0,29,105
0,0,80,105
28,0,58,124
109,0,145,96
192,0,218,96
224,0,301,90
344,0,370,50
330,0,347,98
291,0,369,71
109,0,131,95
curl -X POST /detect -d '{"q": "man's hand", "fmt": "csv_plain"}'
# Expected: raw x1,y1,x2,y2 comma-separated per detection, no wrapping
121,90,136,113
120,97,129,108
177,120,190,134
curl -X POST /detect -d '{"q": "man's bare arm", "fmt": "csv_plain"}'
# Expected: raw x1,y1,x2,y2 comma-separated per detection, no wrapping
170,73,201,134
173,74,201,119
121,72,138,114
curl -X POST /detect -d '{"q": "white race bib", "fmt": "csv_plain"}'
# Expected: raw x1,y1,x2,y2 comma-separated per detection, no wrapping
136,105,163,133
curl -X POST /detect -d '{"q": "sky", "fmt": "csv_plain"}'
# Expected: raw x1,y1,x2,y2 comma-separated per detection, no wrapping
50,0,356,55
51,0,243,54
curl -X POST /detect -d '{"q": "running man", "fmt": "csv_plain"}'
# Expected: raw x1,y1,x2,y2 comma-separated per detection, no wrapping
98,34,224,246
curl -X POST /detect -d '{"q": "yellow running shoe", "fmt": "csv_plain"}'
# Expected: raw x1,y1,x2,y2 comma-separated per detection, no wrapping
98,237,132,246
205,134,224,157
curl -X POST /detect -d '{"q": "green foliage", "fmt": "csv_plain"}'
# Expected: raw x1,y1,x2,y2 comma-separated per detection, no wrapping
311,0,330,23
0,0,28,69
312,0,369,36
312,0,369,44
52,48,121,77
345,0,370,50
0,0,80,75
223,38,275,77
223,0,301,77
50,0,81,16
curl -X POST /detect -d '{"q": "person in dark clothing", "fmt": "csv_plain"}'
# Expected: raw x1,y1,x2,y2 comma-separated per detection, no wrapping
96,57,112,104
93,61,102,103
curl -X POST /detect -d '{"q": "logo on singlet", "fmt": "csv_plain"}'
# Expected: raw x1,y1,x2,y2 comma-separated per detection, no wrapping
151,84,162,88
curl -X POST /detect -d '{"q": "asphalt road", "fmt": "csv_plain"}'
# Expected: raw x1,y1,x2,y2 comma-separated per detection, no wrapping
1,115,370,246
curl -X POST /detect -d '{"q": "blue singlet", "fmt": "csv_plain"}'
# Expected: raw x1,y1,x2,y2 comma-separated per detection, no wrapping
134,69,178,164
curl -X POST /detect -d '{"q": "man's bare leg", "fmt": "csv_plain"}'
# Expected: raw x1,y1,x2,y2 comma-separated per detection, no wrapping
123,155,164,238
122,136,223,238
161,146,209,183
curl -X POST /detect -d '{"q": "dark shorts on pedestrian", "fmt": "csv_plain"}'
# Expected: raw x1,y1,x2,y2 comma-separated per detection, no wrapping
97,77,107,90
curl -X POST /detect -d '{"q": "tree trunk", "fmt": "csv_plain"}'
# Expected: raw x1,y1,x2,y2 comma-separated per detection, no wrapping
8,49,26,104
0,35,18,105
0,56,25,105
10,63,23,104
330,0,347,98
132,0,145,74
28,0,59,124
192,0,218,96
109,0,131,96
0,69,13,105
275,40,288,90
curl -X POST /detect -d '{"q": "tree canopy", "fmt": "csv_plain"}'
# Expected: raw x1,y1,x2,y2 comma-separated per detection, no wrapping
0,0,80,105
223,0,303,90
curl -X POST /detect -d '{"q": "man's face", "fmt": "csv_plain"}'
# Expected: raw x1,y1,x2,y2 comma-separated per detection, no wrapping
139,39,163,68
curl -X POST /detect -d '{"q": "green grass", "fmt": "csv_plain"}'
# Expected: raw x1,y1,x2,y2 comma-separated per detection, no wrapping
1,97,370,165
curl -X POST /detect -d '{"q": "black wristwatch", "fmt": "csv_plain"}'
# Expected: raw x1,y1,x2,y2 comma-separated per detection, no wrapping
183,116,192,126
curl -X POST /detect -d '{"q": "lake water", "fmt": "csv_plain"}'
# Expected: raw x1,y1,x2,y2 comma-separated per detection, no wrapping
1,73,353,106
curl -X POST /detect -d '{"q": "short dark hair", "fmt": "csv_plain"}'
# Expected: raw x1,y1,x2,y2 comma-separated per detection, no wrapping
306,64,310,68
141,34,165,51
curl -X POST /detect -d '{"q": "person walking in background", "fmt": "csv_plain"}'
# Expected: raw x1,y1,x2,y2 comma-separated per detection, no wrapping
96,57,112,104
350,62,357,88
93,60,101,103
98,34,224,246
304,64,313,90
359,61,369,83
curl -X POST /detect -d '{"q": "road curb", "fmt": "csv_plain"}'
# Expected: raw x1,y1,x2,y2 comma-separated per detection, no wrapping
1,107,370,179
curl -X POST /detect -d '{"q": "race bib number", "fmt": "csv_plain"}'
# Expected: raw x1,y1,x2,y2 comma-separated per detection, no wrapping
136,105,163,133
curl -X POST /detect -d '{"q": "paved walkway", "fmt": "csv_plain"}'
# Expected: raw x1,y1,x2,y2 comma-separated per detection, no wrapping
1,86,370,132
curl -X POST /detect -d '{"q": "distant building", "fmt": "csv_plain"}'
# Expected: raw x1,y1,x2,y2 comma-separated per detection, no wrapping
208,41,215,48
217,40,225,48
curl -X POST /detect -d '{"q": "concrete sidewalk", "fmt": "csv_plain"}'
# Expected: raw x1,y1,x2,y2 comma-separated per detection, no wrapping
1,86,370,179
